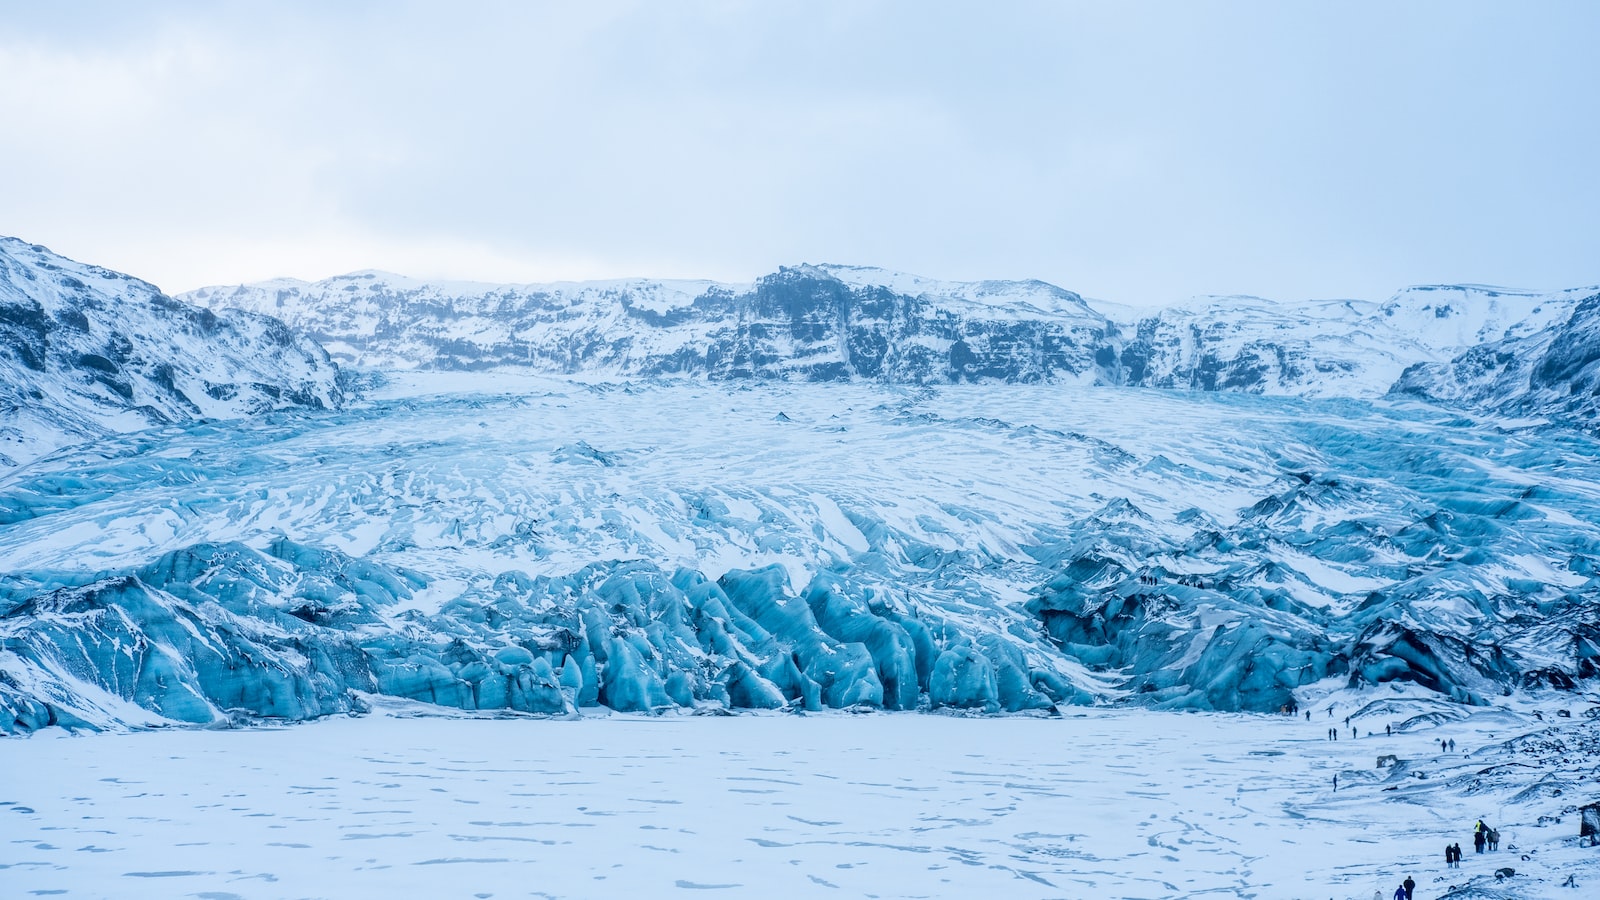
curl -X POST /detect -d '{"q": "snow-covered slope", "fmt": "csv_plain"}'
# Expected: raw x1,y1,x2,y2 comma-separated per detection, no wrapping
1371,283,1585,348
1109,284,1593,398
1392,288,1600,432
5,377,1598,733
0,237,344,467
1111,295,1403,396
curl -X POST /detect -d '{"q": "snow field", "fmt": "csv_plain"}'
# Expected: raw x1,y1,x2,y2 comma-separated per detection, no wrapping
3,702,1598,899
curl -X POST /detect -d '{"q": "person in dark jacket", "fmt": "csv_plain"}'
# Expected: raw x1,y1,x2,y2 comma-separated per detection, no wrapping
1475,829,1486,853
1403,875,1415,899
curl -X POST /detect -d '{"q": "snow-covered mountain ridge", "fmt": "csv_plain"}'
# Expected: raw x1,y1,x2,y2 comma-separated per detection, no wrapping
185,264,1117,385
185,267,1597,410
0,237,344,468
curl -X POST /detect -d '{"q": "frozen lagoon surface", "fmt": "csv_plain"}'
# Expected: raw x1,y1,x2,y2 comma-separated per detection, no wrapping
4,703,1599,899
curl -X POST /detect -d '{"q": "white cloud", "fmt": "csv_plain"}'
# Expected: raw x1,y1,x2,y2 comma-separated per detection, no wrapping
1,1,1597,303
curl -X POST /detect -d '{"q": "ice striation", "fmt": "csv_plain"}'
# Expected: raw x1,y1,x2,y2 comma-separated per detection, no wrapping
5,377,1599,734
0,237,344,468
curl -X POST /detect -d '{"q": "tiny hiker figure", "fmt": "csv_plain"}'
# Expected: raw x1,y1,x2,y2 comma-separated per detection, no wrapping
1403,874,1415,899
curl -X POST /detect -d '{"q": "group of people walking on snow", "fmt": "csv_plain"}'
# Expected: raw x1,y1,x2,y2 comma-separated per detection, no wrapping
1392,825,1497,899
1306,706,1496,898
1434,820,1497,872
1472,819,1500,853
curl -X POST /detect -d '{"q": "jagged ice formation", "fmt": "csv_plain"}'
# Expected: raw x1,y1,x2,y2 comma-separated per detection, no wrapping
5,377,1599,733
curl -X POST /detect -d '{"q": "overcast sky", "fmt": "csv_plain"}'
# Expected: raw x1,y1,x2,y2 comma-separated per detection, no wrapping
2,1,1597,305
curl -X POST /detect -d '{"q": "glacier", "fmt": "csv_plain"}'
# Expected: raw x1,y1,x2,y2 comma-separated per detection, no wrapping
5,374,1599,734
6,238,1600,897
4,238,1600,735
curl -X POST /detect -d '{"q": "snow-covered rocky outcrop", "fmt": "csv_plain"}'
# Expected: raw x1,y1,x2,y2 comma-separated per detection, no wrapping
1392,288,1600,433
0,237,344,468
1109,284,1590,398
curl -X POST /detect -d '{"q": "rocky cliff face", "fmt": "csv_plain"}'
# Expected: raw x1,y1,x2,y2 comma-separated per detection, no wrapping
0,237,344,467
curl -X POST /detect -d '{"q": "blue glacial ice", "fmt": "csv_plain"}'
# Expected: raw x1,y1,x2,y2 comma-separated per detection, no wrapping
4,379,1600,732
